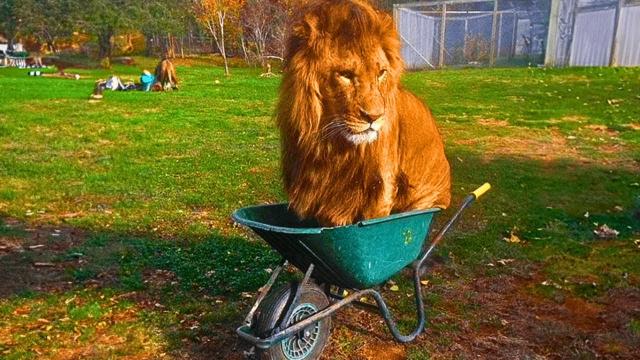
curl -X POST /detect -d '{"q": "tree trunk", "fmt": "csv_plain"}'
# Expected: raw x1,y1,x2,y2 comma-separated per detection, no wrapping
98,30,113,60
218,11,229,76
240,35,251,66
206,12,230,76
145,33,154,57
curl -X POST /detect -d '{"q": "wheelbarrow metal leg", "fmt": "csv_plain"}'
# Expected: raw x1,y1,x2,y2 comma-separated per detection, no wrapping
243,260,288,326
276,263,315,333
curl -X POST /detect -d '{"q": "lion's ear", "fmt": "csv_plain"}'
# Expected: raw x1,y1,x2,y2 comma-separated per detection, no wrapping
292,13,319,42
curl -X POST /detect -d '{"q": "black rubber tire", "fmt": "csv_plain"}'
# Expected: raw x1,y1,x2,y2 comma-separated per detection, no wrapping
252,282,331,360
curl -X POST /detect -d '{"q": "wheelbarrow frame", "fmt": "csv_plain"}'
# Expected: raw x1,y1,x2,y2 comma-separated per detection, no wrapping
236,184,491,350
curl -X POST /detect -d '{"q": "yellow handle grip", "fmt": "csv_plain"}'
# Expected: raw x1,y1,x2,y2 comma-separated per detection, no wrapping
472,183,491,199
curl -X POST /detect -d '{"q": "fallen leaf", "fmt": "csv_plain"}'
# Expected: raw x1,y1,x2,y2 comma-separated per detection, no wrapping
28,244,45,250
593,224,619,239
614,205,623,212
497,259,515,266
33,262,55,267
389,285,399,292
503,231,522,243
61,212,83,218
541,280,563,289
420,280,429,286
586,124,609,131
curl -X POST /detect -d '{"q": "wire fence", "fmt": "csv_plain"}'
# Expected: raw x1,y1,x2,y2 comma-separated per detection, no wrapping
394,0,551,70
395,0,640,70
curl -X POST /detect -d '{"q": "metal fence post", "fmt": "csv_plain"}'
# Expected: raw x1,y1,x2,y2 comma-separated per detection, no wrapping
510,13,518,59
489,0,499,65
439,3,447,68
609,0,625,66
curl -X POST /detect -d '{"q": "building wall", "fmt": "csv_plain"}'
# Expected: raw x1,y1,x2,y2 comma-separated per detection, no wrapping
546,0,640,67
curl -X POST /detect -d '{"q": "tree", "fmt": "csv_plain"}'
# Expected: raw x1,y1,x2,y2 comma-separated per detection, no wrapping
192,0,244,76
241,0,276,65
240,0,299,66
139,0,192,57
80,0,134,61
0,0,20,50
14,0,81,53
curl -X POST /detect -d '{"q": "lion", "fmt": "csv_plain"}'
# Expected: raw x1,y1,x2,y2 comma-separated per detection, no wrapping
278,0,451,227
154,58,178,91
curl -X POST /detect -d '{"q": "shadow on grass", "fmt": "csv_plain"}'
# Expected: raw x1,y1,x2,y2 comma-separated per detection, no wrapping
0,221,280,359
1,153,639,359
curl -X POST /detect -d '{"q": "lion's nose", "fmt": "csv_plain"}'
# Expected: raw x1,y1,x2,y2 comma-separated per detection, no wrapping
359,107,384,123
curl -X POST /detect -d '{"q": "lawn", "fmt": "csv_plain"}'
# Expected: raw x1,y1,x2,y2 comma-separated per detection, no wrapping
0,59,639,359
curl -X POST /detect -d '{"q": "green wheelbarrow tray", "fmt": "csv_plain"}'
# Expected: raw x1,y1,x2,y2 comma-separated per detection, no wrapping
232,203,439,289
234,183,491,354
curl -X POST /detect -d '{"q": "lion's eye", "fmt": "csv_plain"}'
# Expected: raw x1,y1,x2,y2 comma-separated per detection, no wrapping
337,71,354,84
378,69,388,81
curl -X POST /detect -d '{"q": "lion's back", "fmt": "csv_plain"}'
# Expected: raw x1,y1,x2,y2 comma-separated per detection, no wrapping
394,89,451,211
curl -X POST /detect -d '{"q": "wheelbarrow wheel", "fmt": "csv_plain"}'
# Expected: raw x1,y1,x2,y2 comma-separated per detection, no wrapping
253,282,331,360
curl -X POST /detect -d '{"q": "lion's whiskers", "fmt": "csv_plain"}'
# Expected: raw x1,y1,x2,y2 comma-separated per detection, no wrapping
320,116,349,141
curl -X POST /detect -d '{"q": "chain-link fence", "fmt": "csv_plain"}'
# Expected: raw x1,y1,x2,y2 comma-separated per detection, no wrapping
394,0,552,69
394,0,640,70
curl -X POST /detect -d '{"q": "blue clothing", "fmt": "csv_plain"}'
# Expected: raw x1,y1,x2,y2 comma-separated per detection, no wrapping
140,74,155,91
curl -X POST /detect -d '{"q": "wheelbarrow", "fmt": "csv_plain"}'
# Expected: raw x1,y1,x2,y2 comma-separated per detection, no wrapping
232,183,491,359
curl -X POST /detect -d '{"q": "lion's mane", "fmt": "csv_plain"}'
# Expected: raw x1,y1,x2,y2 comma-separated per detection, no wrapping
278,0,451,226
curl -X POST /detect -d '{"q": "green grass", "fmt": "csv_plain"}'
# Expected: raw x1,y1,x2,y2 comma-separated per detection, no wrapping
1,61,639,358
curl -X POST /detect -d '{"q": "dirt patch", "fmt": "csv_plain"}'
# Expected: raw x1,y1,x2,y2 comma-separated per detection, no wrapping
477,118,509,127
322,262,640,359
561,115,588,123
358,342,406,360
584,124,620,136
455,129,584,162
0,218,86,298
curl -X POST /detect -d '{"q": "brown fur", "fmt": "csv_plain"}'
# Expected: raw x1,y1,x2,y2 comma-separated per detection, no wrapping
278,0,451,226
154,59,178,90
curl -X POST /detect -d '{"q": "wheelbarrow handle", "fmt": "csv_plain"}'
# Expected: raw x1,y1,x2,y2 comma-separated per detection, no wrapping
472,183,491,200
417,182,491,269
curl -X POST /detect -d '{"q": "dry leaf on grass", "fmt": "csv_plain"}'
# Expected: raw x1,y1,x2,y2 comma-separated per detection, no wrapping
497,259,515,266
593,224,619,239
541,280,563,289
33,262,55,267
503,228,522,243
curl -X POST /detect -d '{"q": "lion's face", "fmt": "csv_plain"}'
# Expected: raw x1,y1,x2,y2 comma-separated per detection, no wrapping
281,0,403,147
320,46,393,145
